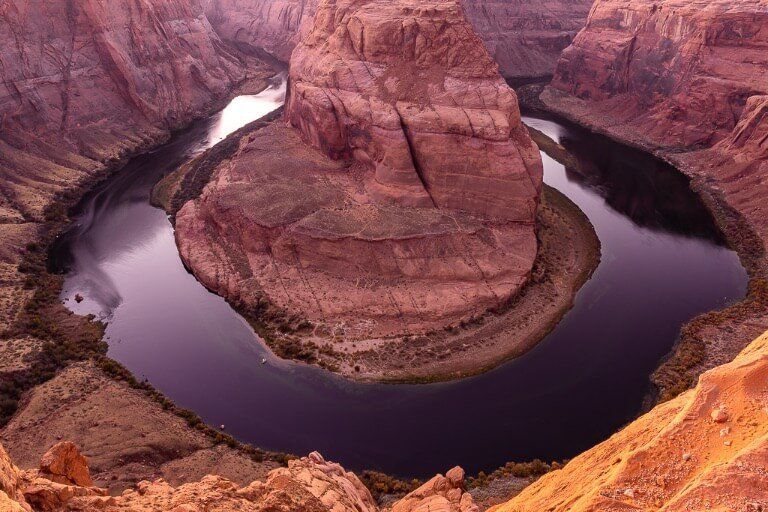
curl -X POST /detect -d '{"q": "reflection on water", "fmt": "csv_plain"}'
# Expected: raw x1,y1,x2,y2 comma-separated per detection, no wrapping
51,82,748,478
206,80,286,146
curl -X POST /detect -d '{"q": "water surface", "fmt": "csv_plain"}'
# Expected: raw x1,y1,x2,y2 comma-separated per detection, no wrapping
51,80,747,478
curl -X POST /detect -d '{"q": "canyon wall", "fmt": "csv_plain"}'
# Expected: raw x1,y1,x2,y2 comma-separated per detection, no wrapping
0,0,272,487
0,0,270,331
203,0,592,79
461,0,594,79
544,0,768,268
539,0,768,395
493,2,768,508
203,0,320,62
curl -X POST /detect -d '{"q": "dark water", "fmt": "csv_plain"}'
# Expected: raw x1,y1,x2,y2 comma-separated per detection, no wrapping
50,81,747,478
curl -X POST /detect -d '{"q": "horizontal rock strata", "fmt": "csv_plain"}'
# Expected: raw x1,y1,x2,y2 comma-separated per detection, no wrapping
175,0,543,355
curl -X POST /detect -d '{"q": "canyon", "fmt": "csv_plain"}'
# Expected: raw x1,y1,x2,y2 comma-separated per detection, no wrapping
0,0,766,510
202,0,593,79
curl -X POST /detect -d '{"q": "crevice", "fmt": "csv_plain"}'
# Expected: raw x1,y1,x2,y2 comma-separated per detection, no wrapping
394,106,438,208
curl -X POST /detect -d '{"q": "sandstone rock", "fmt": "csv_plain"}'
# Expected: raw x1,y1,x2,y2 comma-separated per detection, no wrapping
494,330,768,511
539,0,768,403
711,407,729,423
0,443,29,510
1,362,277,492
461,0,593,79
545,0,768,269
176,0,542,350
204,0,320,61
389,466,477,512
287,0,542,221
39,442,92,487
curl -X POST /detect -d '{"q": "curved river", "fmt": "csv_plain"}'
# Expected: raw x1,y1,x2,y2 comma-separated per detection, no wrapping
51,77,748,478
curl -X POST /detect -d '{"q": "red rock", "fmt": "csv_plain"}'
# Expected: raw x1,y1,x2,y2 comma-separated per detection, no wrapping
176,0,542,346
543,0,768,270
286,0,542,222
0,0,266,220
461,0,593,79
204,0,320,62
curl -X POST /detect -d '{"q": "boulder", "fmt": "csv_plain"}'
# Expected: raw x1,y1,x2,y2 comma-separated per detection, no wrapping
39,442,93,487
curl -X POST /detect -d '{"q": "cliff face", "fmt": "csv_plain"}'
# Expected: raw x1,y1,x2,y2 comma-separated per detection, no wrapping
461,0,593,79
174,0,544,371
286,0,542,221
0,0,270,328
203,0,591,78
203,0,320,62
545,0,768,261
550,0,768,150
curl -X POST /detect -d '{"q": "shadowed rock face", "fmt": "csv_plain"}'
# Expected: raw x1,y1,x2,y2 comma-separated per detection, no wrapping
203,0,592,79
461,0,593,80
0,0,254,173
176,0,542,342
203,0,320,62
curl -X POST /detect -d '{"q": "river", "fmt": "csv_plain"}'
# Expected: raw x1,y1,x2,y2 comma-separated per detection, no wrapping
50,76,748,478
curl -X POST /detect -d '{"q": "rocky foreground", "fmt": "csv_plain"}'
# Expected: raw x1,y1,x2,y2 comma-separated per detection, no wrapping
4,332,767,511
0,440,478,511
203,0,592,79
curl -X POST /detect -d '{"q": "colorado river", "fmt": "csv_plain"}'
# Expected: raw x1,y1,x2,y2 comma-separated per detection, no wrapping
50,77,748,478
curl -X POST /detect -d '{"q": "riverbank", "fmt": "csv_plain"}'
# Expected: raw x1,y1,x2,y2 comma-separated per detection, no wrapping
518,83,768,403
0,73,296,491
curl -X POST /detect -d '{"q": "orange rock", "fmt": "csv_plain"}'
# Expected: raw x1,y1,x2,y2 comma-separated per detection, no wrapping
493,331,768,511
39,442,93,487
389,466,477,512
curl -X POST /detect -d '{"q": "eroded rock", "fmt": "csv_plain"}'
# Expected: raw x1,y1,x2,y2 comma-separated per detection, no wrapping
39,442,92,487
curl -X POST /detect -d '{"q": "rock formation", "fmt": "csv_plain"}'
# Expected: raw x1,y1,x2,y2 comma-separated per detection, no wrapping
0,441,478,512
203,0,592,79
203,0,320,62
174,0,543,366
544,0,768,269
